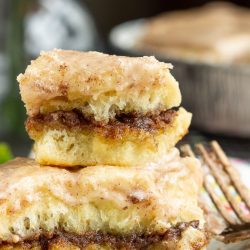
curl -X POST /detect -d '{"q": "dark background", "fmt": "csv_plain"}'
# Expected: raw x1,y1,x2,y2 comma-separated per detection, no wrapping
84,0,250,44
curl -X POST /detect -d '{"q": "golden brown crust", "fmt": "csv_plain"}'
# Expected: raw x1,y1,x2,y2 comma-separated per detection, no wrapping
17,49,181,122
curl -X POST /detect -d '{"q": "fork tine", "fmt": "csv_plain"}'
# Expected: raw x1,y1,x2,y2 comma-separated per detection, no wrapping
181,144,239,225
180,144,195,158
211,141,250,210
196,143,250,223
181,142,250,241
203,176,239,225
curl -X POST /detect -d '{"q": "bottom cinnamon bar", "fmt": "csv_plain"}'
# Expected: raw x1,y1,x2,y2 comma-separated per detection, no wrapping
0,149,207,250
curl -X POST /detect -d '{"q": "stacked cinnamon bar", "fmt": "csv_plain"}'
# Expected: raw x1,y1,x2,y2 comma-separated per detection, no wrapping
0,50,207,249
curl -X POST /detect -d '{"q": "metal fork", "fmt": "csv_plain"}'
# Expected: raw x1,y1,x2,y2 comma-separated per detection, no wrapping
180,141,250,243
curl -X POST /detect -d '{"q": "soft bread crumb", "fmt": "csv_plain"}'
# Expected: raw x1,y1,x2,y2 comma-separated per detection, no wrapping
29,108,191,167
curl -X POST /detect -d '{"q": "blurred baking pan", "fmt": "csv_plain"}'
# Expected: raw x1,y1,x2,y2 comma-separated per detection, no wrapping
109,19,250,138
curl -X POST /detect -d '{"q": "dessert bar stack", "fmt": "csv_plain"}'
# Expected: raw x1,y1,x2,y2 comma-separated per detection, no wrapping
0,50,207,249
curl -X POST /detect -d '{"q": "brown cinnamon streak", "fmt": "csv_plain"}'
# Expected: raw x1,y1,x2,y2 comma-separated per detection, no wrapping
26,109,177,139
0,221,204,250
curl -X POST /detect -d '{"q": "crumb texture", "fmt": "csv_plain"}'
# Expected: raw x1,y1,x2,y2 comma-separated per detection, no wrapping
28,108,191,167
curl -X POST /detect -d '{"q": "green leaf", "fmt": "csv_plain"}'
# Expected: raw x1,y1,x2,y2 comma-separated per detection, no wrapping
0,143,13,164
